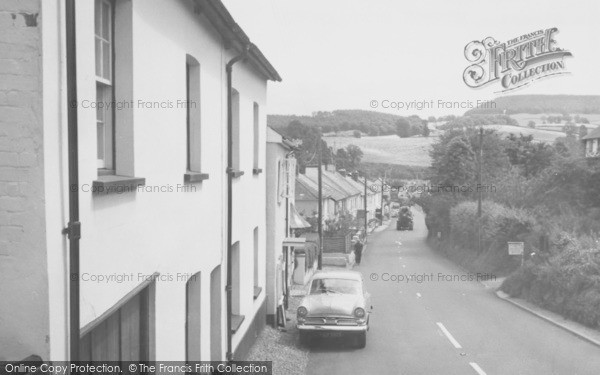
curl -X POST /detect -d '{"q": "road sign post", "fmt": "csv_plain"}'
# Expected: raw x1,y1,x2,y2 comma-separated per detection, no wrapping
508,241,525,266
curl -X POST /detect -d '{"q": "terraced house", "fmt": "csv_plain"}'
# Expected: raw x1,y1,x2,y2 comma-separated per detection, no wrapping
0,0,280,361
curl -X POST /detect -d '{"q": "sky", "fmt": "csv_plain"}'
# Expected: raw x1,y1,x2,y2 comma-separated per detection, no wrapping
222,0,600,117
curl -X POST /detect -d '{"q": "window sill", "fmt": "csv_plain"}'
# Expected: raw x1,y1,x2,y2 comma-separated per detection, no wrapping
184,172,209,184
253,286,262,300
92,175,146,194
231,314,245,334
97,168,115,177
228,169,244,179
252,168,263,175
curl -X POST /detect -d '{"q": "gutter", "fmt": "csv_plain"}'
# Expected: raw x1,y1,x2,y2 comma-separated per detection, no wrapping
225,45,249,362
62,0,81,361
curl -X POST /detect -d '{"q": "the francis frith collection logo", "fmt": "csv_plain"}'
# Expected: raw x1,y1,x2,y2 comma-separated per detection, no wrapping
463,28,572,92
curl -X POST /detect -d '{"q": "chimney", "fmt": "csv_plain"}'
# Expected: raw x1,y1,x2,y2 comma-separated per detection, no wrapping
351,171,359,181
339,169,347,177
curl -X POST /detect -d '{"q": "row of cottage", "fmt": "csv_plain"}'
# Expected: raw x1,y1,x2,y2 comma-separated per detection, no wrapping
0,0,382,362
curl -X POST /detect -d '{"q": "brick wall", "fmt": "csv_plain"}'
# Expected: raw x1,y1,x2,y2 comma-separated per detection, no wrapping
0,0,50,361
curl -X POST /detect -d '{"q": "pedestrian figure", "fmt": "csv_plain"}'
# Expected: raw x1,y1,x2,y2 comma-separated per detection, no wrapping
354,239,364,265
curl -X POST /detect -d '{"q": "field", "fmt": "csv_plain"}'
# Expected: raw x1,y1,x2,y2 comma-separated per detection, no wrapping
480,124,566,143
324,135,435,167
326,124,570,167
511,113,600,130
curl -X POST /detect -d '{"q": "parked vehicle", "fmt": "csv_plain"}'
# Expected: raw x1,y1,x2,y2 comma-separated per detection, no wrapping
297,270,372,348
396,206,413,230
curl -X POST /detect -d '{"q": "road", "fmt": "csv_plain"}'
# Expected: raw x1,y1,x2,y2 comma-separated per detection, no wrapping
306,208,600,375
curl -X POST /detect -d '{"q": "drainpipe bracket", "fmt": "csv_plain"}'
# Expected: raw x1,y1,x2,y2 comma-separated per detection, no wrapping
62,221,81,240
225,285,232,292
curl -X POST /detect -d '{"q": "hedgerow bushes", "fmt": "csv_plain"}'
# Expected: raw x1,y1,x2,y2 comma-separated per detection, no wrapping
417,197,537,274
420,124,600,329
450,200,536,250
502,237,600,328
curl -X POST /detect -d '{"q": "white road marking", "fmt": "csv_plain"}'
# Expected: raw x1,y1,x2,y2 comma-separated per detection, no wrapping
416,293,422,298
436,322,462,349
402,264,406,268
469,362,487,375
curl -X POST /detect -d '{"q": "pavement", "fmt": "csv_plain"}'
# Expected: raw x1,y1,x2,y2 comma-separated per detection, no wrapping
305,209,600,375
496,290,600,348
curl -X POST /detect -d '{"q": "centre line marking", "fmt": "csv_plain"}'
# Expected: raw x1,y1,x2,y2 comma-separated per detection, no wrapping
469,362,487,375
436,322,462,349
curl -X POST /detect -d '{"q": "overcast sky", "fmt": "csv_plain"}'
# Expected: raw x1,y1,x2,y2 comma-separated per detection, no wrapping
222,0,600,117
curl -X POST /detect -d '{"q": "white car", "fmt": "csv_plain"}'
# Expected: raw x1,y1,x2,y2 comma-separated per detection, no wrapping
297,270,372,348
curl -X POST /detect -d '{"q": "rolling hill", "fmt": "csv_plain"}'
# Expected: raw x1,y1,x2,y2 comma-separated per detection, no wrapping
465,95,600,115
326,125,567,167
324,135,435,167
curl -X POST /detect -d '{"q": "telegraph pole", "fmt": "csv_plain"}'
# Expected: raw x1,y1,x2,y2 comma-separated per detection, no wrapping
317,132,323,270
380,171,385,225
477,127,483,254
363,173,368,243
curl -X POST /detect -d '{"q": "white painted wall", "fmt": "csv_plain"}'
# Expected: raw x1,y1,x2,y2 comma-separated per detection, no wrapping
38,0,272,361
265,130,291,320
229,56,268,353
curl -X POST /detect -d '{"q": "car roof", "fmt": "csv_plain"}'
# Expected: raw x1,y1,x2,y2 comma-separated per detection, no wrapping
311,270,363,281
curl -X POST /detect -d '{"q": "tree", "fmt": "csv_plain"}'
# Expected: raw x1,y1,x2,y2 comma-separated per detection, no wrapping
431,136,476,189
579,125,588,139
396,118,411,138
284,120,332,170
353,130,362,138
335,148,349,170
563,122,577,138
422,123,430,137
346,144,363,170
527,121,536,128
505,134,555,178
428,116,436,124
334,144,363,171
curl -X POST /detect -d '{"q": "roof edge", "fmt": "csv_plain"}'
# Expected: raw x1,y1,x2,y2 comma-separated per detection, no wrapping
195,0,282,82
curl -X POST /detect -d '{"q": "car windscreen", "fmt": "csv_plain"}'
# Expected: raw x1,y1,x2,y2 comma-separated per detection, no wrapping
310,278,361,295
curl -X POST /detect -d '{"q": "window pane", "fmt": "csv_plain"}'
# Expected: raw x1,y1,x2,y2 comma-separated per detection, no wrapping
102,2,110,41
95,0,101,37
95,38,102,78
102,41,111,81
97,122,105,160
96,85,104,121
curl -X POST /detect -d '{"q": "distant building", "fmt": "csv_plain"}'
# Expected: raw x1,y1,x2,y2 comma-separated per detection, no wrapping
582,127,600,157
0,0,279,361
295,173,339,222
265,127,310,326
305,165,362,215
354,176,383,222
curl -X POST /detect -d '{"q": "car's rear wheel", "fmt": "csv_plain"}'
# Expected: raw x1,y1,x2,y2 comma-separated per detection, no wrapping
356,332,366,348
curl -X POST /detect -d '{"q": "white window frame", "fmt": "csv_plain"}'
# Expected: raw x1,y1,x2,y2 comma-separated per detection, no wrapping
186,55,202,173
253,103,259,169
95,0,114,170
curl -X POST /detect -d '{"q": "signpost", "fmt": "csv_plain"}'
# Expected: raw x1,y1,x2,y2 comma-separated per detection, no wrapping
508,241,525,266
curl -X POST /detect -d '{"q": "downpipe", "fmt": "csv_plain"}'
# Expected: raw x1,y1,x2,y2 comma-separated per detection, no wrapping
63,0,81,362
225,45,249,362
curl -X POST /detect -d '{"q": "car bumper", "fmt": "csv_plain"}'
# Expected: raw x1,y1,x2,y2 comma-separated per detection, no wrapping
297,324,368,332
